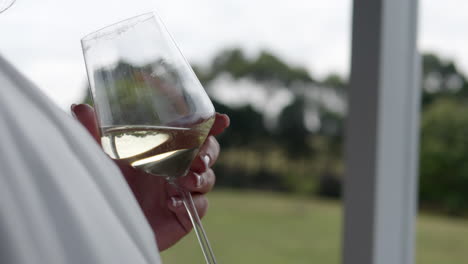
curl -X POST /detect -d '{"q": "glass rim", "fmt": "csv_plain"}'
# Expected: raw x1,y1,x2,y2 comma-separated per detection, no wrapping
81,12,155,44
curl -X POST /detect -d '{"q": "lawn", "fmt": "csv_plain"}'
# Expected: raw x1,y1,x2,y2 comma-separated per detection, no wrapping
161,190,468,264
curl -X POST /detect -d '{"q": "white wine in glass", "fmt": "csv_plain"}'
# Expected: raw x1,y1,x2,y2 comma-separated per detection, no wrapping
101,117,215,178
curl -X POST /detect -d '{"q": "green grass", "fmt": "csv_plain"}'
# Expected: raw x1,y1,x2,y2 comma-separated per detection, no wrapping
161,190,468,264
417,212,468,264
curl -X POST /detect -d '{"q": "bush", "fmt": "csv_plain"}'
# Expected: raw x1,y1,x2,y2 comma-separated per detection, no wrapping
419,98,468,215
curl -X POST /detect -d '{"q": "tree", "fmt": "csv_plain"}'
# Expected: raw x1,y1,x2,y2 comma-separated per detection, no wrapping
419,98,468,215
204,48,314,86
212,100,268,148
210,48,250,79
322,73,346,91
421,53,467,107
276,97,312,158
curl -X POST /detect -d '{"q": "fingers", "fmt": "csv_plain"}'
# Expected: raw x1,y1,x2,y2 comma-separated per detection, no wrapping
167,193,209,232
210,113,230,136
71,104,100,143
189,113,228,171
190,136,220,172
174,169,216,194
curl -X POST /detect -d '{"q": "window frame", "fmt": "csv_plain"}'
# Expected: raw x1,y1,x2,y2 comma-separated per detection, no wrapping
342,0,420,263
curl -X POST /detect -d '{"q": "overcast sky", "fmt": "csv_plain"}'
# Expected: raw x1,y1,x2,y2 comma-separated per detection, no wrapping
0,0,466,110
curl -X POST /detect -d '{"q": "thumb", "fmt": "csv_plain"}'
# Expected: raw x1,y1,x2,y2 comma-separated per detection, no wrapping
71,104,100,143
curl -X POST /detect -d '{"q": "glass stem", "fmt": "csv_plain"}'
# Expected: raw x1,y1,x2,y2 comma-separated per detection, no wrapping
170,181,217,264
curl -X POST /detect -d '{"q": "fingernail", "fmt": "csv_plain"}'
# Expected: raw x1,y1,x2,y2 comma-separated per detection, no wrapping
171,197,183,208
202,155,210,168
195,173,204,188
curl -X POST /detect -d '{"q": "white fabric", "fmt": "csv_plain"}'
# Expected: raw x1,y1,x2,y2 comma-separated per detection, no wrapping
0,55,162,264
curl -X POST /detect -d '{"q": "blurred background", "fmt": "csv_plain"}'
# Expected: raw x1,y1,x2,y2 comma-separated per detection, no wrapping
1,0,468,263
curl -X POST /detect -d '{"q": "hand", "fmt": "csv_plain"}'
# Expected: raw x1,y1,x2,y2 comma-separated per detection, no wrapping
71,104,230,251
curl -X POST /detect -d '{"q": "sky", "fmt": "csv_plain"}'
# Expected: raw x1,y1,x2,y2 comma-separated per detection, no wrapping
0,0,466,110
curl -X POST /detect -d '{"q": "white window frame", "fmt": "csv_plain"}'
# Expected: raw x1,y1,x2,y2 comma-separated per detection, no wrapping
342,0,420,264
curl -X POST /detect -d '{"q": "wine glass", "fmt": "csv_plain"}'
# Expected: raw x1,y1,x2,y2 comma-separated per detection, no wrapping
81,12,217,264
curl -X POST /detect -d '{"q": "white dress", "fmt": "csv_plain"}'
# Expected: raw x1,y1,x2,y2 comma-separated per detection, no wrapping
0,55,162,264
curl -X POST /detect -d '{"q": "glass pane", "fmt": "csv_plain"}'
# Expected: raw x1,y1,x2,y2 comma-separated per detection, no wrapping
418,1,468,263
